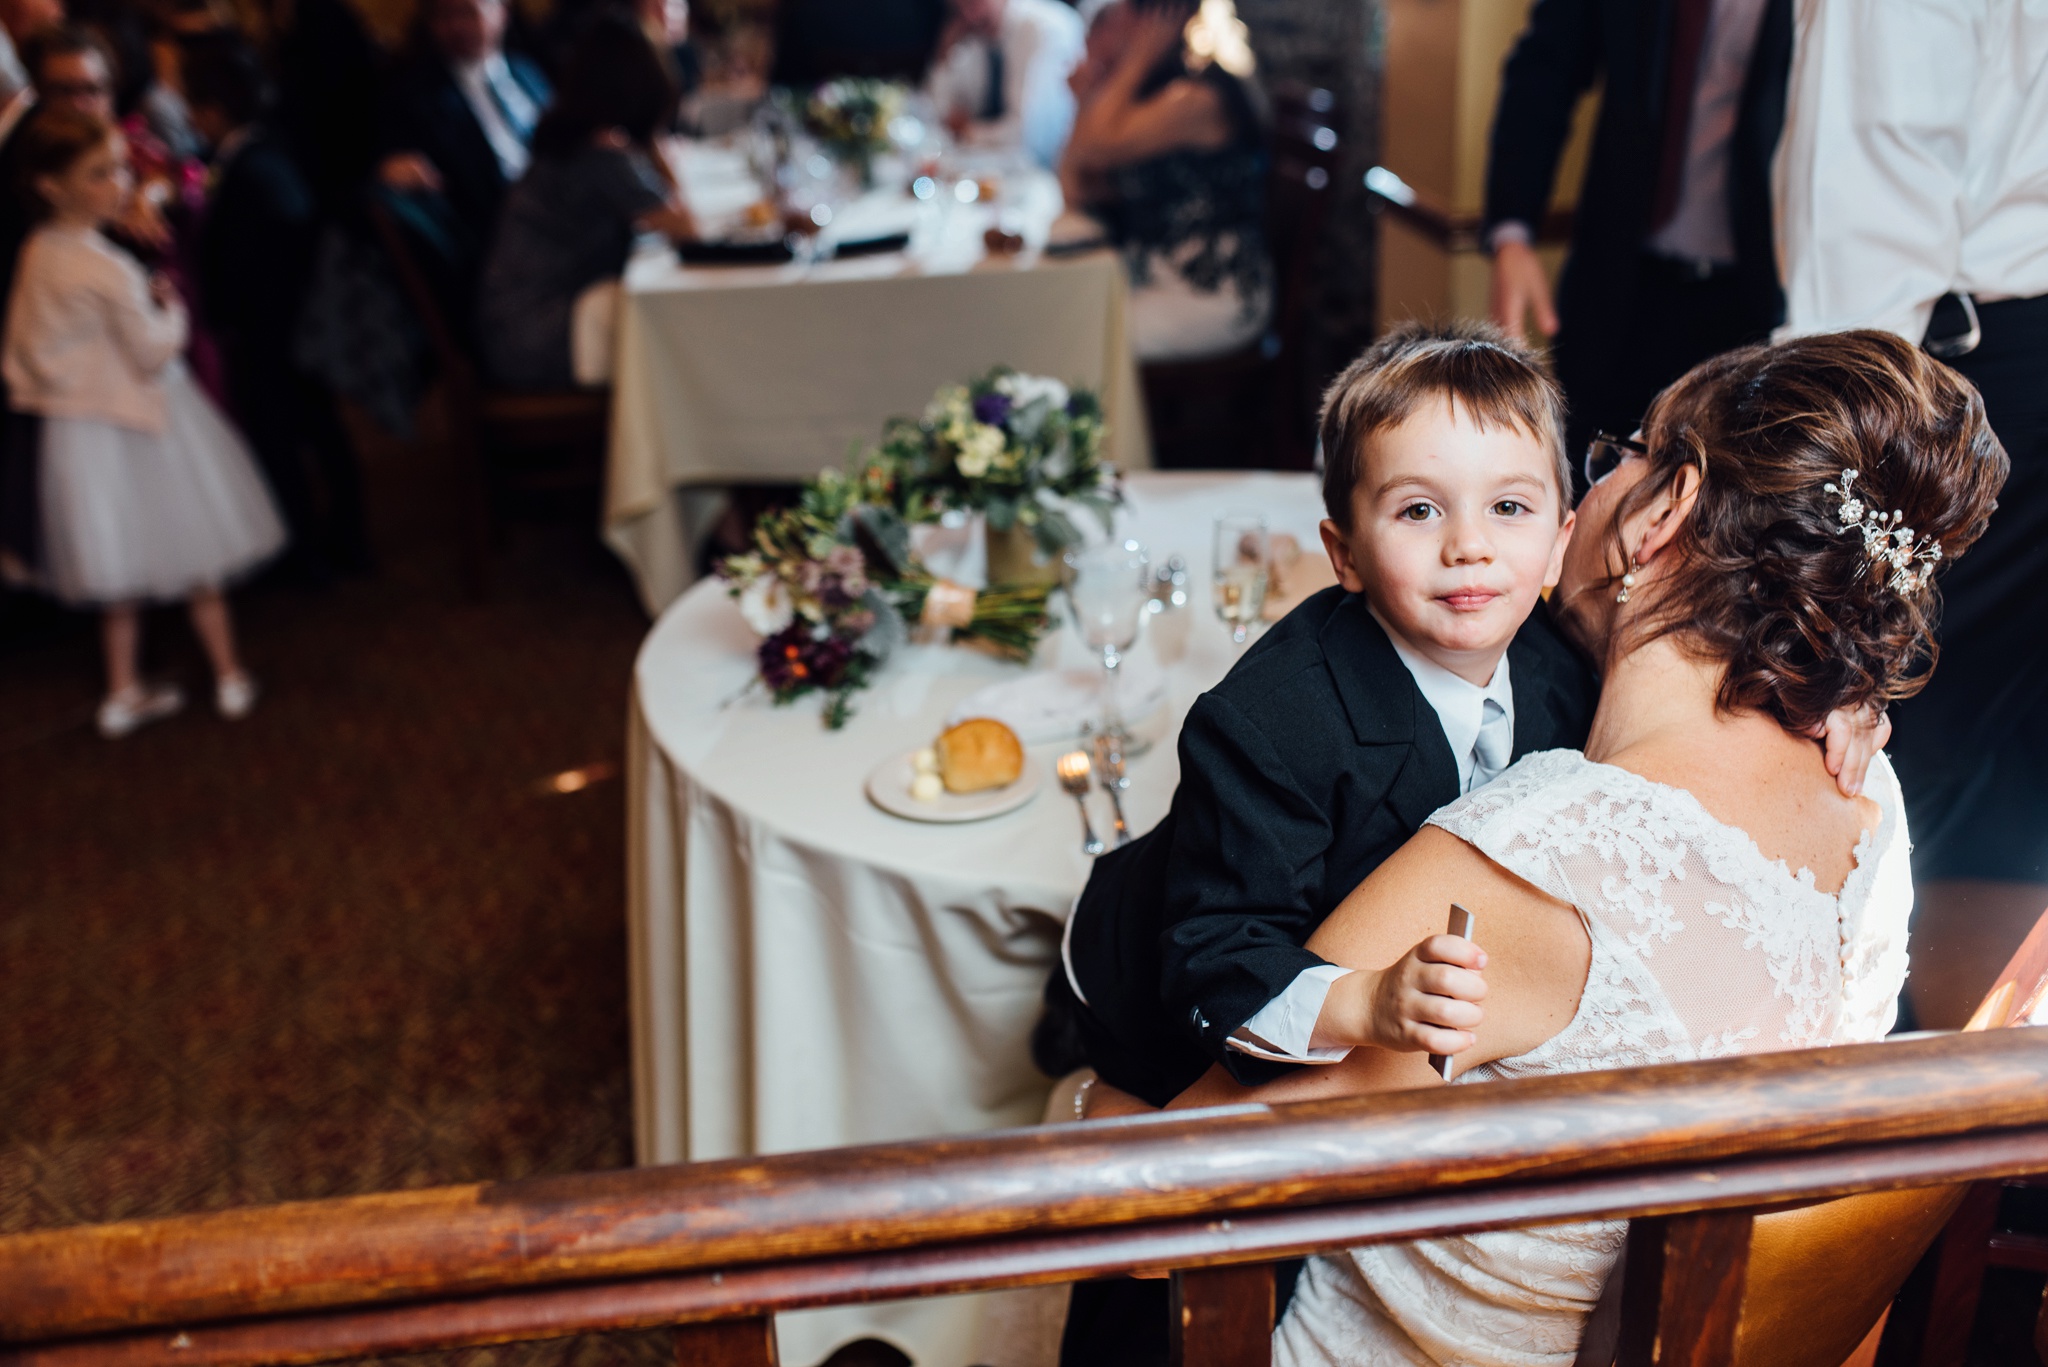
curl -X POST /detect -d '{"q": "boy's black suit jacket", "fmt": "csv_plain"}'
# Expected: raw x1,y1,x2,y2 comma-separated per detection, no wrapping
1064,586,1597,1100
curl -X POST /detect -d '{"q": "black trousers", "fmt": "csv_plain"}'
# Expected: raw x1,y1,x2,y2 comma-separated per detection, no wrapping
1553,254,1779,484
1033,957,1210,1111
1887,294,2048,884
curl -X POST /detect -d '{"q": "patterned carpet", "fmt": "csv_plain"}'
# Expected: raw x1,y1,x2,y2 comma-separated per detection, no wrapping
0,423,673,1364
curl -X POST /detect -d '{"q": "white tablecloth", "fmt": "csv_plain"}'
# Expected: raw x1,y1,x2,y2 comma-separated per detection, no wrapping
603,144,1152,615
627,472,1330,1366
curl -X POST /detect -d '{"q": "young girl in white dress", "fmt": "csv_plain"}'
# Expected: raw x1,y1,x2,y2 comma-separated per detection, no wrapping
3,108,283,738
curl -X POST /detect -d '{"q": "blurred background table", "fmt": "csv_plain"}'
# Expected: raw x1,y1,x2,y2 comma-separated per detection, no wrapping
603,143,1152,614
626,470,1330,1366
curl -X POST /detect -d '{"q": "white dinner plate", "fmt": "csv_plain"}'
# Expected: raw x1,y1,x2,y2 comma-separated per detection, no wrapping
864,748,1041,824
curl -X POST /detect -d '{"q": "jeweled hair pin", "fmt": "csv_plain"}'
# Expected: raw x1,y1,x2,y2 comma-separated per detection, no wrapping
1824,469,1942,595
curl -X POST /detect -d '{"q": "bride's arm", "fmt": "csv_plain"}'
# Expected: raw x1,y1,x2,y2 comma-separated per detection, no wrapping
1168,827,1592,1110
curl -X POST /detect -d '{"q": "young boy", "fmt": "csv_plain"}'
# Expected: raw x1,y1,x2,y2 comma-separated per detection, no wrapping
1040,320,1594,1111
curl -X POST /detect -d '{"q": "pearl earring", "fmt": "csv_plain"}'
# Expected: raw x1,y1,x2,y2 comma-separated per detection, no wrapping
1616,557,1640,605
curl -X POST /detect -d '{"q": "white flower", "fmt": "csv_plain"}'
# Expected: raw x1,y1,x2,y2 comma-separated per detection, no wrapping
737,574,795,635
956,423,1005,478
994,372,1069,411
924,385,970,427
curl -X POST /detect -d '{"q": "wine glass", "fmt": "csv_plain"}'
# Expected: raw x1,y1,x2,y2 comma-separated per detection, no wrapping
1213,516,1270,646
1062,540,1151,747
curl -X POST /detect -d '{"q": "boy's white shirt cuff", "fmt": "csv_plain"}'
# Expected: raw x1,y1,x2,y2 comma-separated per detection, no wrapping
1227,964,1356,1063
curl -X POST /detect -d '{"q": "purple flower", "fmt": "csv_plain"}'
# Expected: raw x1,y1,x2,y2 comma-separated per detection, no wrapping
759,625,857,694
973,392,1012,427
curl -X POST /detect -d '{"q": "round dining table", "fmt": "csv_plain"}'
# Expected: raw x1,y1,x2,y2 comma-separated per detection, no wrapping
626,470,1332,1366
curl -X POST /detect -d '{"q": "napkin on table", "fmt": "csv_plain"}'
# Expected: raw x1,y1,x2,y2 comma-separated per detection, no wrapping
945,658,1168,746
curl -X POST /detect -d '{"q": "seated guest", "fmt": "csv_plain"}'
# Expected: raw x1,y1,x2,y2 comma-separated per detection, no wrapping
542,0,700,101
20,26,194,260
1060,0,1269,361
184,32,369,578
377,0,550,253
925,0,1084,169
1159,332,2008,1364
0,0,61,52
475,12,693,391
638,0,701,106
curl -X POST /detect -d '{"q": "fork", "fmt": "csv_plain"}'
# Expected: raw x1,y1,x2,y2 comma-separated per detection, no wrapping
1093,732,1132,847
1056,751,1108,856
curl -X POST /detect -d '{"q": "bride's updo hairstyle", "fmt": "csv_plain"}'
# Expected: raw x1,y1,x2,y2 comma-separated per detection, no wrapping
1620,329,2007,734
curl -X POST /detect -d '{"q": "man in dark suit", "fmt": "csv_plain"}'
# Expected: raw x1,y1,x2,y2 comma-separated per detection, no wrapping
377,0,550,255
1483,0,1792,469
186,34,369,580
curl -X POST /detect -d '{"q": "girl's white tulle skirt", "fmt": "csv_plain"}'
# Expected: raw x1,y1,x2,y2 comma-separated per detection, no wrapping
37,364,286,606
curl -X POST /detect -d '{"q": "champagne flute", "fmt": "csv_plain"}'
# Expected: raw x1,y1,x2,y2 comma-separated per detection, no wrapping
1213,516,1270,646
1061,540,1151,749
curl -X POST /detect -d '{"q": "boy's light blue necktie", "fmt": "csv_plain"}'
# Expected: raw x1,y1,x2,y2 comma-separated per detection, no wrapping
1470,697,1512,791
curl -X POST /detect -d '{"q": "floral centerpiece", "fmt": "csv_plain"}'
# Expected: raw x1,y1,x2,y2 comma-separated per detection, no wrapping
880,369,1117,581
805,78,906,187
721,368,1118,727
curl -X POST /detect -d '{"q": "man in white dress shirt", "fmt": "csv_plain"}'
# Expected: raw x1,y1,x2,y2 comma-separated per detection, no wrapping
1774,0,2048,1017
925,0,1085,169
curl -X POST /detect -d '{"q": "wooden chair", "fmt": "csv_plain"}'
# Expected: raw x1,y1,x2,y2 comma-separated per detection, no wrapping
1871,904,2048,1366
1561,904,2048,1367
1140,84,1341,471
366,198,612,599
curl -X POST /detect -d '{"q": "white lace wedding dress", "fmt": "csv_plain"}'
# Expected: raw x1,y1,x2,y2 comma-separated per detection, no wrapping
1273,748,1914,1367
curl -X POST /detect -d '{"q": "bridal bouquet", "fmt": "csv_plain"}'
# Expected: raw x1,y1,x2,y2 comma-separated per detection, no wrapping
720,369,1118,728
805,78,906,184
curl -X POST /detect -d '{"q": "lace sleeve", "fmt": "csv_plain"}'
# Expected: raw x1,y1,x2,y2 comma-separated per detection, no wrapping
1422,750,1593,907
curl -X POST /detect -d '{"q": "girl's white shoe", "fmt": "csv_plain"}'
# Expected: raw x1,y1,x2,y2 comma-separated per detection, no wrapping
97,683,185,739
215,673,259,720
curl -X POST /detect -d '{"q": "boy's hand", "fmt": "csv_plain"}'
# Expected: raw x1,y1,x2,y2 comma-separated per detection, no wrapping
1814,704,1891,798
1313,935,1487,1056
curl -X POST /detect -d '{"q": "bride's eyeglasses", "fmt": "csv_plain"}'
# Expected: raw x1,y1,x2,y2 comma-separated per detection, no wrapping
1583,433,1648,488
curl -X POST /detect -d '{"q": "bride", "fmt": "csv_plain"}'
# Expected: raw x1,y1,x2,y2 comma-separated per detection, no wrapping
1166,330,2009,1365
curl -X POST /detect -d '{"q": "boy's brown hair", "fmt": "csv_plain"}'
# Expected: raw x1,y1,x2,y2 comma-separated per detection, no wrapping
1318,320,1571,529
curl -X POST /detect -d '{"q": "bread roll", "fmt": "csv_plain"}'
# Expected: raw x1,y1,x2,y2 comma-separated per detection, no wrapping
935,717,1024,793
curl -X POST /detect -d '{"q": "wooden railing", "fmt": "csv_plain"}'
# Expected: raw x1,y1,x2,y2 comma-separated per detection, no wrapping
4,1029,2048,1367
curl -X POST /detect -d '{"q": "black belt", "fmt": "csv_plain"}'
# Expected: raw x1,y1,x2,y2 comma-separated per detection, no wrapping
1925,290,2048,359
1641,251,1738,283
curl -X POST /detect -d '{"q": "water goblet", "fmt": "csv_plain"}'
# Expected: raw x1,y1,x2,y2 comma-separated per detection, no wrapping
1062,540,1151,749
1213,516,1270,646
